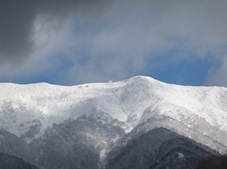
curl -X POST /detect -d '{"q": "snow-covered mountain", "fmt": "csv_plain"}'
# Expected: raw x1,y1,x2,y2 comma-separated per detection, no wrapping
0,76,227,169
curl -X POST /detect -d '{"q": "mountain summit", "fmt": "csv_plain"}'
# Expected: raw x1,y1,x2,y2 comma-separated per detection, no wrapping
0,76,226,169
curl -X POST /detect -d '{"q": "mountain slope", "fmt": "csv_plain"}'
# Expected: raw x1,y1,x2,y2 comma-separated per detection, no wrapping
0,152,38,169
105,128,218,169
0,76,227,169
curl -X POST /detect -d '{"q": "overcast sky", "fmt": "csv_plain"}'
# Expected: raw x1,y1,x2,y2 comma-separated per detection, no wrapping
0,0,227,86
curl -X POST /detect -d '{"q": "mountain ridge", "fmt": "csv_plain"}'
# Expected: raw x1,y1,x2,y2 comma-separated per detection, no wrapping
0,76,227,169
1,76,227,139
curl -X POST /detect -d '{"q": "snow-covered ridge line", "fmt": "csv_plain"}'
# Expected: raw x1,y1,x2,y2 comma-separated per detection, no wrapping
0,76,227,140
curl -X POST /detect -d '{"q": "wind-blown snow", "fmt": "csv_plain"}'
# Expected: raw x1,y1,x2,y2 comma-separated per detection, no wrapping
0,76,227,140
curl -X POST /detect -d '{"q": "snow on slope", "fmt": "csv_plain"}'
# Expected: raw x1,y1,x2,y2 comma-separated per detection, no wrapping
0,76,227,140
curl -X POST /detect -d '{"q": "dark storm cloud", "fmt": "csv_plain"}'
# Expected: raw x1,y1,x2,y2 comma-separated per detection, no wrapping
0,0,110,64
0,0,35,63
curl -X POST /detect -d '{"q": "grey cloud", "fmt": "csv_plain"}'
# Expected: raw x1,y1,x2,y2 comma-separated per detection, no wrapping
82,0,227,61
0,0,111,64
0,0,35,63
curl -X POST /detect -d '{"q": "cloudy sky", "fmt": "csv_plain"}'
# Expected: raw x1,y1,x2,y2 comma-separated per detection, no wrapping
1,0,227,86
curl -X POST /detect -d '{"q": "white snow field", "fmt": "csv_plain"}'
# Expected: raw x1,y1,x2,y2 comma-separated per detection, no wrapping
0,76,227,143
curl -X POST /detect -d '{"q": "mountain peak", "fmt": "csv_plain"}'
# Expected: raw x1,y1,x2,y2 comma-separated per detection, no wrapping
124,75,160,85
